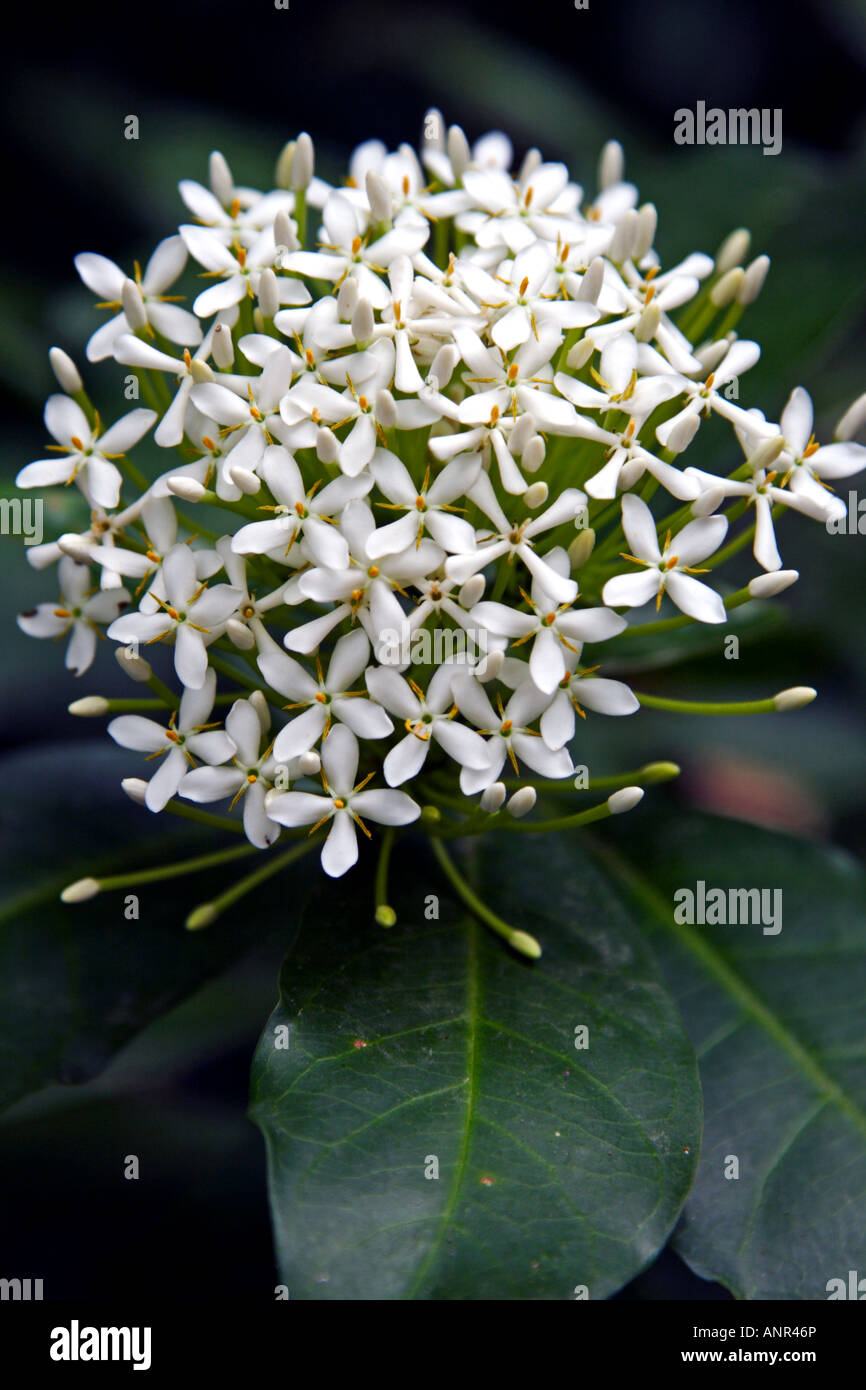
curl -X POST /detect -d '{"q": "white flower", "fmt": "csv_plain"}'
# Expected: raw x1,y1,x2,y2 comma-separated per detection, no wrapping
366,450,481,557
471,547,625,693
18,557,129,675
602,494,727,622
451,672,574,793
266,724,419,877
540,670,639,750
16,397,157,511
230,445,371,564
181,225,311,317
778,386,866,520
457,161,580,253
75,237,202,360
180,696,284,847
258,628,393,761
280,191,428,308
108,543,242,688
108,668,234,811
458,242,599,351
365,663,491,784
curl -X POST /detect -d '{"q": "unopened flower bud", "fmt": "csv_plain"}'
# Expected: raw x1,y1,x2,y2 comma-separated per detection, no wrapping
835,391,866,442
273,209,298,259
635,299,661,342
749,434,785,471
640,761,681,784
49,346,83,394
773,686,817,711
695,337,731,373
212,322,234,369
710,267,745,307
567,336,595,369
608,210,639,264
365,170,392,223
715,227,751,275
522,436,546,474
375,905,397,928
508,411,535,456
459,574,485,608
506,786,536,818
738,254,770,305
351,298,374,342
258,267,279,319
524,481,548,509
598,139,624,190
633,203,657,260
228,464,261,495
664,412,700,455
189,357,213,385
250,689,270,731
577,257,605,305
299,750,321,776
57,531,92,562
429,344,458,391
167,476,206,502
480,782,506,813
608,786,644,815
68,696,109,717
749,569,799,598
291,132,314,190
568,527,596,568
275,140,296,190
423,108,445,149
61,876,101,903
121,278,147,332
121,777,148,805
337,276,359,318
447,125,470,180
115,645,153,682
518,147,542,184
690,485,726,517
209,150,234,206
186,903,219,931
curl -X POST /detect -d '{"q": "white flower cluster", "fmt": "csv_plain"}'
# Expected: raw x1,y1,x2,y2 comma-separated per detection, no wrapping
17,120,866,880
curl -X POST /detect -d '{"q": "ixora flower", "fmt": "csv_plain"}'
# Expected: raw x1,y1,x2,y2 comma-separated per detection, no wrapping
22,119,854,955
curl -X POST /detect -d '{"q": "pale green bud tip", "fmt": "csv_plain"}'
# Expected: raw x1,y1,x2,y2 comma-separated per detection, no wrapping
773,686,817,712
509,929,542,960
167,476,206,502
186,903,219,931
68,696,109,717
748,568,798,598
640,761,681,784
375,905,397,928
61,877,100,903
49,346,83,394
608,786,645,815
714,227,751,275
421,804,441,823
710,267,745,307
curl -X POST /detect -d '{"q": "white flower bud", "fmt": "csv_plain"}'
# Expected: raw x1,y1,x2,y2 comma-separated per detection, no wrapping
299,750,321,776
423,107,445,149
522,435,546,474
121,777,149,805
608,210,639,264
337,276,359,319
115,645,153,682
252,308,265,335
835,391,866,442
228,464,261,495
57,531,92,562
738,254,770,305
121,278,147,332
480,782,506,813
749,569,799,598
773,686,817,711
365,169,392,224
506,786,537,819
568,527,596,568
212,322,234,369
523,481,548,509
607,786,645,815
167,476,206,502
68,696,109,717
714,227,751,275
633,203,657,260
447,125,470,180
518,147,542,184
508,411,535,456
577,257,605,304
61,876,101,903
209,151,234,206
351,297,375,342
274,141,295,190
429,344,458,392
291,132,314,190
316,426,340,464
748,434,785,471
664,411,700,455
459,574,485,608
566,336,595,369
598,139,624,190
710,267,745,307
226,618,256,649
635,299,661,342
478,648,504,683
189,357,213,385
49,346,83,394
257,267,280,319
273,209,298,259
374,389,397,430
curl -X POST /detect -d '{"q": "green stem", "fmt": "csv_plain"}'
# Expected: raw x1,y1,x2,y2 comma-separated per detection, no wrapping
95,840,256,891
186,835,321,929
374,829,396,926
428,836,540,958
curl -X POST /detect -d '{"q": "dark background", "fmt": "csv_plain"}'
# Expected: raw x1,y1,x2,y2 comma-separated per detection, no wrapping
1,0,865,1301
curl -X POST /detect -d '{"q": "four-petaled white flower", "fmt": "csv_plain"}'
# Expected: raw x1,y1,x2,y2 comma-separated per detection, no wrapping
602,494,728,622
